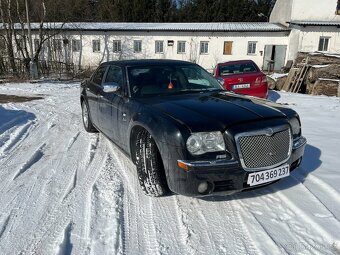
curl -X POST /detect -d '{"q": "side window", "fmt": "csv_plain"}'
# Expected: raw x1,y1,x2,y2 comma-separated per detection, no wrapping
92,66,107,85
105,65,123,86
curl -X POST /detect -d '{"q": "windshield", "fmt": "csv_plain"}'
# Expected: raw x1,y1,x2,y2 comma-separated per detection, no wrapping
218,62,258,76
127,64,223,98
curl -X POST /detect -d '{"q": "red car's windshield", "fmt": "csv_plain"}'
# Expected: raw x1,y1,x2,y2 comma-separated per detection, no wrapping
218,62,258,76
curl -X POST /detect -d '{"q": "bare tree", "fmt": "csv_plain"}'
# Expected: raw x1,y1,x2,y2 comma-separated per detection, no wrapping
0,0,18,75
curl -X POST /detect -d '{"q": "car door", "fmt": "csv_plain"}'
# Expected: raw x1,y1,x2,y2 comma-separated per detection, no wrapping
87,65,108,126
97,65,124,142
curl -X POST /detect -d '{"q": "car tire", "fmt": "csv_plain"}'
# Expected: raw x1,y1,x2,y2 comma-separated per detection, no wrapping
135,130,168,197
81,100,97,133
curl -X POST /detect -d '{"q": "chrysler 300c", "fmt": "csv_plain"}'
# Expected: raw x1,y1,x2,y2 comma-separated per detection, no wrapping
80,60,306,197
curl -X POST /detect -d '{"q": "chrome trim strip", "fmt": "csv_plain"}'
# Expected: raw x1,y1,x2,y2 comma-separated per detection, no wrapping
293,136,307,150
234,124,293,172
177,159,238,168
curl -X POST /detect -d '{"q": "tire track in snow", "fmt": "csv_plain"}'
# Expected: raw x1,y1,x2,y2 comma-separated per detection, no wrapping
274,188,340,254
66,132,81,151
229,199,262,255
13,143,46,180
172,196,196,255
86,156,124,255
62,169,78,201
236,199,288,255
0,120,34,158
0,215,11,239
27,142,108,254
105,141,141,255
239,184,339,255
140,197,161,255
293,169,340,221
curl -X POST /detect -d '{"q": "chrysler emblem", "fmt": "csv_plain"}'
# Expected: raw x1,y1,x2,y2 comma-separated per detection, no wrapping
238,78,243,82
265,128,274,136
268,152,276,157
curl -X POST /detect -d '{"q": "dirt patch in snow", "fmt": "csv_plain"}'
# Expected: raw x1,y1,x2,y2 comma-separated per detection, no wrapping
0,94,43,103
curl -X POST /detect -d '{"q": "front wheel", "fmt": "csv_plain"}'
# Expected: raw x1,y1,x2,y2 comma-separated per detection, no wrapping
135,130,168,197
81,100,97,133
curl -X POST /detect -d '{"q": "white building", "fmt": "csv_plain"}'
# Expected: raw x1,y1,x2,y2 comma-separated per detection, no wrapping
270,0,340,61
24,22,289,72
2,0,340,72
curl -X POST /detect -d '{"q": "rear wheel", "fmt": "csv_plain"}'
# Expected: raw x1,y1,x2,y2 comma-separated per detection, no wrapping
81,100,97,133
135,130,168,197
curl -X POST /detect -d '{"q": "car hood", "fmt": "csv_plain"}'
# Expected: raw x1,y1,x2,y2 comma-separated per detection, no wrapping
142,91,287,132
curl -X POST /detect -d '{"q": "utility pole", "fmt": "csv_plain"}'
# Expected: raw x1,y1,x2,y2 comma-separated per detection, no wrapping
25,0,38,79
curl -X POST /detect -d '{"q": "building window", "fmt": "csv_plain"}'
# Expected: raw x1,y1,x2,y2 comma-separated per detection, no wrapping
134,40,142,53
93,40,101,52
155,40,164,53
337,0,340,14
223,41,233,55
53,39,62,51
247,41,257,55
200,41,209,54
113,40,122,53
72,40,81,52
177,41,186,54
318,37,330,52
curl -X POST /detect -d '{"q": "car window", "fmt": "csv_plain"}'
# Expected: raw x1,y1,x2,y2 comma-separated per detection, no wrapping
128,64,222,98
92,66,107,85
105,65,123,86
219,62,258,76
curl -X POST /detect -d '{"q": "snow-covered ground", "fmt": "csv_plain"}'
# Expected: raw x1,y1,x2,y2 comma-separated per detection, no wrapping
0,82,340,255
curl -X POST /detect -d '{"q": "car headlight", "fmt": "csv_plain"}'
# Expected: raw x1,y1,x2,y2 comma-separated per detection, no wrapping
289,117,301,137
186,132,225,155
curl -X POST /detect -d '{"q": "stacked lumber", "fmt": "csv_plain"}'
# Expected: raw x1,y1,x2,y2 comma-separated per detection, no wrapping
282,52,340,97
308,79,340,96
295,52,340,65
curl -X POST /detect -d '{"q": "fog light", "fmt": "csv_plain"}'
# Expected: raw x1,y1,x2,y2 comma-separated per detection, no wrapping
198,182,209,194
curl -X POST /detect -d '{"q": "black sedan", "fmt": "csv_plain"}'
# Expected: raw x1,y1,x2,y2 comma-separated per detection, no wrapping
80,59,306,197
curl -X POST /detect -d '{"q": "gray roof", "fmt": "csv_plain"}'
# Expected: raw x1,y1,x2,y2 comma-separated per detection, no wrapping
288,21,340,27
6,22,289,32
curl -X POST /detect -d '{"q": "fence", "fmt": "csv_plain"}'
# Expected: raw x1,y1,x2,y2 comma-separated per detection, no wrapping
0,57,75,78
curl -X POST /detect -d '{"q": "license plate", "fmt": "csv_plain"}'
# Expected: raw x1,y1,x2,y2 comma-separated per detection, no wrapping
233,83,250,89
247,164,290,187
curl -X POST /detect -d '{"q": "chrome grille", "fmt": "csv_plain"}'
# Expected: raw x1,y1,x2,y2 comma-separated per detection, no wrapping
236,127,292,170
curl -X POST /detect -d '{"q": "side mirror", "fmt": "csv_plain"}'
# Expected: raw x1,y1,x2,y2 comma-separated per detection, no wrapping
102,82,121,93
216,77,225,86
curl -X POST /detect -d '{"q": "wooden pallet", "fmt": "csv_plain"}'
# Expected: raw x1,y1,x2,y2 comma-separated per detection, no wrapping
282,68,299,92
282,57,310,93
290,63,310,93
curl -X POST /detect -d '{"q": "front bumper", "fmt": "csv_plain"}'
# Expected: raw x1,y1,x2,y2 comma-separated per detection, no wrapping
167,136,307,197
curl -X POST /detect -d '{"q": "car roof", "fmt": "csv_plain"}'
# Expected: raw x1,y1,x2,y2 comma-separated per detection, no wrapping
217,60,257,66
101,59,194,67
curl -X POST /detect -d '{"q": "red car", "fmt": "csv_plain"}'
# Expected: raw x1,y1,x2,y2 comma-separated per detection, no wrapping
214,60,268,98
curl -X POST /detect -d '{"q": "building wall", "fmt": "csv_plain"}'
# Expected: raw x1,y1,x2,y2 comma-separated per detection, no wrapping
291,0,340,22
31,30,289,72
271,0,340,24
298,26,340,53
269,0,293,25
286,26,340,61
271,0,340,62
